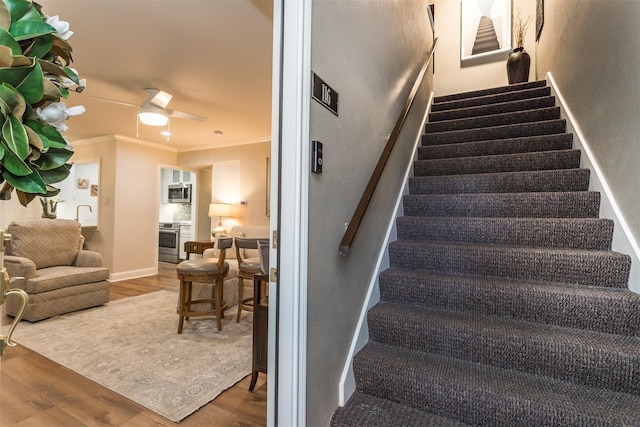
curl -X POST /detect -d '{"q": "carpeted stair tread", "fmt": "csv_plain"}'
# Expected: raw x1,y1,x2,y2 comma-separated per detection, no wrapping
422,119,566,146
433,80,546,103
368,302,640,394
414,149,580,176
388,241,631,287
331,391,472,427
353,342,640,426
395,216,612,249
425,106,560,134
408,168,590,195
418,133,573,160
402,192,601,219
378,269,640,336
431,86,551,112
429,96,556,122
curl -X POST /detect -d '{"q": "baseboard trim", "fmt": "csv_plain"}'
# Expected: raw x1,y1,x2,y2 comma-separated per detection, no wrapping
109,267,158,283
338,92,434,406
547,72,640,293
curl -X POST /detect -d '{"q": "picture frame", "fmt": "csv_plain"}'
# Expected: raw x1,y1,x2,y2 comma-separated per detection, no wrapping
460,0,511,64
91,184,99,196
536,0,544,41
77,178,89,189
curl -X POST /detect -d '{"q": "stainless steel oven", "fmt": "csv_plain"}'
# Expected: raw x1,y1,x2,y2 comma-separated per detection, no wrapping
159,223,180,263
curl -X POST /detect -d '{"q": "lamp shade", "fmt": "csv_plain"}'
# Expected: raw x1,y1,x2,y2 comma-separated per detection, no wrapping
208,203,232,218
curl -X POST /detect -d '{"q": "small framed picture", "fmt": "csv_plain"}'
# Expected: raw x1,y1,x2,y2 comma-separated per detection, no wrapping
77,178,89,189
91,184,99,196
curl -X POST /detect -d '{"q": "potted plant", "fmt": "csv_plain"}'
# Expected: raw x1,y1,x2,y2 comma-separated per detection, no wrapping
507,7,532,84
0,0,85,206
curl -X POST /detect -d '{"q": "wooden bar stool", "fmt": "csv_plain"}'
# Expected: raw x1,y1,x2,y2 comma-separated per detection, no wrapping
234,237,266,322
176,237,232,332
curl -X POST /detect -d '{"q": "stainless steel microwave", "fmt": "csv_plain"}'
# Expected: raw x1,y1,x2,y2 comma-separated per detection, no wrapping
168,183,192,203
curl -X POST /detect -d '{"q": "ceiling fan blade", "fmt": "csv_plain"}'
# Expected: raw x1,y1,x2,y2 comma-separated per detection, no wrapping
89,96,138,108
167,109,207,122
144,88,173,108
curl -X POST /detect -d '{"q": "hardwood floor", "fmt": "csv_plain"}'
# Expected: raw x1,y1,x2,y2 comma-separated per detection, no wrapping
0,262,267,427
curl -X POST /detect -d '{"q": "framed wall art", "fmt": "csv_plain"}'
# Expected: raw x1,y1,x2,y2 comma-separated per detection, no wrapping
536,0,544,41
460,0,511,64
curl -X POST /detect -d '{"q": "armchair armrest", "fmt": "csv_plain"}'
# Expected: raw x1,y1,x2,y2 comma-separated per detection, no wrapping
74,250,103,267
4,255,37,279
202,248,215,258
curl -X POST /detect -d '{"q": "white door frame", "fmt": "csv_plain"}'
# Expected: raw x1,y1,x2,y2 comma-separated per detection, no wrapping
269,0,311,425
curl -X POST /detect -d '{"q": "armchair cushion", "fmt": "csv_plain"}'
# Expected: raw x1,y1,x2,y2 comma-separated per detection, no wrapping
8,218,82,268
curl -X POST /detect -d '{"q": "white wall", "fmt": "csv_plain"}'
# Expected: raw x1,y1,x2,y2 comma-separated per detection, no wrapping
178,141,271,228
434,0,537,96
307,1,434,424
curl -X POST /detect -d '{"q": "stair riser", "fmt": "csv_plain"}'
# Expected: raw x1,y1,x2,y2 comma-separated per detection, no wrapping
414,150,580,177
402,192,601,220
378,271,640,335
395,217,612,249
429,96,556,123
353,343,640,427
418,134,574,160
432,87,551,112
409,169,590,195
422,120,566,146
425,107,560,134
434,80,546,103
368,304,640,394
388,242,631,287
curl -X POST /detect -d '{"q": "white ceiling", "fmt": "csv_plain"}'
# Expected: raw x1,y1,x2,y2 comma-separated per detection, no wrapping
37,0,274,151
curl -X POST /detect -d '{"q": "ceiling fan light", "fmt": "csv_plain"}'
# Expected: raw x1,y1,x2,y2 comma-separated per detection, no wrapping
138,103,169,126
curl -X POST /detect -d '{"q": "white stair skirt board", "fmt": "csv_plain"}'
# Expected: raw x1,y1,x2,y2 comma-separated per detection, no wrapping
338,94,433,405
547,72,640,293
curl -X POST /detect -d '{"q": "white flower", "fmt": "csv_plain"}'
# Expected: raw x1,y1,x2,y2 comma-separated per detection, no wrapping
36,102,85,131
46,15,74,40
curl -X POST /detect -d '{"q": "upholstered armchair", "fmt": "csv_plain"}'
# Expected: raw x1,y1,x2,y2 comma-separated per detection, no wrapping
4,218,110,322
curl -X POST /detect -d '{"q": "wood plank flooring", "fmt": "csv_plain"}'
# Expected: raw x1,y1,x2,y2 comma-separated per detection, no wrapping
0,262,267,427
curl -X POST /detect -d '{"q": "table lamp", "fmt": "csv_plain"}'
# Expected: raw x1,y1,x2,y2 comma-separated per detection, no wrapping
209,203,232,234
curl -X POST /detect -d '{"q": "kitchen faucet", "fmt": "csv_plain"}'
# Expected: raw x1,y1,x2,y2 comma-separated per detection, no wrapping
75,204,92,221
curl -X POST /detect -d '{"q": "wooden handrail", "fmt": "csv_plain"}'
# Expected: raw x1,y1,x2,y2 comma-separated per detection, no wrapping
339,38,438,257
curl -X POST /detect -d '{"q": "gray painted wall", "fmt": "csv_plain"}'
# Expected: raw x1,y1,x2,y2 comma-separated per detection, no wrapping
308,1,433,424
536,0,640,265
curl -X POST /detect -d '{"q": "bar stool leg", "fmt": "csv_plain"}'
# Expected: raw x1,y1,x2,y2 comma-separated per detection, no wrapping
236,276,244,322
177,277,186,333
215,277,224,331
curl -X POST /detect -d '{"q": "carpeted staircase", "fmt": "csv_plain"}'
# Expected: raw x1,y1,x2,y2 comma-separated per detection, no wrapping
331,80,640,426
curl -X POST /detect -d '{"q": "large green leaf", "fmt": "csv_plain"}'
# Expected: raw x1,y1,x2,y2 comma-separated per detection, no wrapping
38,163,71,184
0,27,20,54
0,82,21,117
2,113,28,159
3,0,31,24
31,146,72,170
9,19,54,41
3,168,45,195
0,59,33,87
15,59,42,103
0,139,32,175
22,32,52,58
25,118,66,149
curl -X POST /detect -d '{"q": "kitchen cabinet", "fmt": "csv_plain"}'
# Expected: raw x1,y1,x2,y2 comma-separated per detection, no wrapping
178,224,193,261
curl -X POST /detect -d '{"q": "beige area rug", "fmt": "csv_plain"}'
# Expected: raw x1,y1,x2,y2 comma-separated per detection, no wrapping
6,290,252,422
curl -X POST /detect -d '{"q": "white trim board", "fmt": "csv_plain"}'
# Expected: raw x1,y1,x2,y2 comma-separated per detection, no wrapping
109,267,157,282
338,92,434,406
547,72,640,293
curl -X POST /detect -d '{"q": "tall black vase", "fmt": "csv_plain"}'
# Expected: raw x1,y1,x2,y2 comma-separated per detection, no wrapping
507,47,531,84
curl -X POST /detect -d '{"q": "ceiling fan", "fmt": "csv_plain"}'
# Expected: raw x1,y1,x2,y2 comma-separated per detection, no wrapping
91,88,207,127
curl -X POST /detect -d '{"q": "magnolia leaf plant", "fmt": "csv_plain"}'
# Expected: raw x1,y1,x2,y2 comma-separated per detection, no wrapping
0,0,84,206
